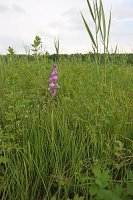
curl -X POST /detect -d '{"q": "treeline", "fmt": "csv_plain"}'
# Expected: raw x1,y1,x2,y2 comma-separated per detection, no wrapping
0,53,133,65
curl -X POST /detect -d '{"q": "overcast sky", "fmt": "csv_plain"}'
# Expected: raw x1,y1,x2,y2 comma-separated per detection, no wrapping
0,0,133,54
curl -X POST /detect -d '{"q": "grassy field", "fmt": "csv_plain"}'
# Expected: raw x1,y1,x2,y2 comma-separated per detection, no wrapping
0,55,133,199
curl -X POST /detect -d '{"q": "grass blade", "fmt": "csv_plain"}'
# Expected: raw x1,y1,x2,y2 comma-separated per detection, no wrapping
87,0,95,22
107,10,112,50
96,0,102,34
81,12,97,49
114,43,118,54
101,1,106,42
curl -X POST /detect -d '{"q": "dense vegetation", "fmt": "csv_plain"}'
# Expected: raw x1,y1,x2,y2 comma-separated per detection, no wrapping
0,0,133,198
1,53,133,65
0,54,133,199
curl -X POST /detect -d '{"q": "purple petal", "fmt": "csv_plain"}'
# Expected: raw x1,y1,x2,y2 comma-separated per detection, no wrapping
55,83,60,88
52,70,57,76
48,82,55,90
48,65,60,96
51,89,57,97
51,75,58,80
49,82,55,87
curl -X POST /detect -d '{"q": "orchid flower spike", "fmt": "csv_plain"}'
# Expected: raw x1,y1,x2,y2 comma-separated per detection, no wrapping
48,64,60,97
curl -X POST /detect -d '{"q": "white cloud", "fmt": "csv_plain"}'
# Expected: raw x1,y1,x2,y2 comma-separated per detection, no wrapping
0,0,133,54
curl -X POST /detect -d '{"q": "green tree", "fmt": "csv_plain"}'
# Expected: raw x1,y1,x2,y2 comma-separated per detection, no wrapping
31,35,42,57
7,46,15,56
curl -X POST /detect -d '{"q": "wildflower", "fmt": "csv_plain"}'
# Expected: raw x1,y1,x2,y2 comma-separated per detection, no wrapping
48,64,60,97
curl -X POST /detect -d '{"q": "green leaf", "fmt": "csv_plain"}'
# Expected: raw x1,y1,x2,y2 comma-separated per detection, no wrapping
126,183,133,195
81,12,97,49
107,10,112,49
98,189,120,200
98,0,104,39
99,170,110,188
0,156,9,164
54,38,60,55
93,165,102,178
113,185,123,198
96,0,102,33
93,166,110,188
101,1,106,42
114,43,118,54
73,194,84,200
87,0,95,22
89,184,98,196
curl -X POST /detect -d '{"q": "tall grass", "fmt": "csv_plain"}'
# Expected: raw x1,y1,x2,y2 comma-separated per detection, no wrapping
81,0,112,81
0,0,133,199
0,56,133,199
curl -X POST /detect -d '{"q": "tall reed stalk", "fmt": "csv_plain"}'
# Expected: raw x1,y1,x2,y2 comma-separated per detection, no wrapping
54,38,60,62
81,0,111,82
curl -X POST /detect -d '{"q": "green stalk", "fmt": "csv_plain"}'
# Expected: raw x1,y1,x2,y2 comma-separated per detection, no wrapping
81,0,112,82
51,102,55,149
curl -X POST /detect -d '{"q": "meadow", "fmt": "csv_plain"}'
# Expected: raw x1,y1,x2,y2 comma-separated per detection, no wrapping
0,54,133,199
0,0,133,199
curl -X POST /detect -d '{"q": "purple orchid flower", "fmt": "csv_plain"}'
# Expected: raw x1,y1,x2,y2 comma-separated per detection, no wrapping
48,64,60,97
